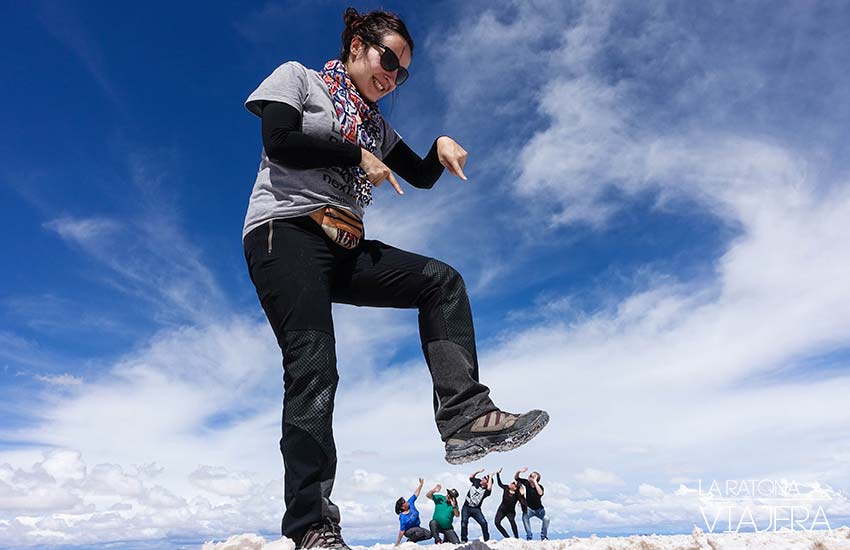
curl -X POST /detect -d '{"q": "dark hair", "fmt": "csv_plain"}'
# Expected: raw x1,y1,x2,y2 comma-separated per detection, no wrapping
395,497,406,515
339,7,414,63
532,471,542,482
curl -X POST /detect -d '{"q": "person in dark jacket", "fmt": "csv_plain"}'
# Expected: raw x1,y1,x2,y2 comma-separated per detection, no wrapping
516,466,549,540
494,467,526,538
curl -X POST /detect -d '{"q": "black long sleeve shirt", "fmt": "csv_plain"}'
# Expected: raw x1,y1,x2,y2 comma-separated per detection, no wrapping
496,472,525,512
517,478,544,510
260,101,444,189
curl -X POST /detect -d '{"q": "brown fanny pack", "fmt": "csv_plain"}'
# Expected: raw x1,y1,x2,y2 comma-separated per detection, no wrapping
308,206,363,249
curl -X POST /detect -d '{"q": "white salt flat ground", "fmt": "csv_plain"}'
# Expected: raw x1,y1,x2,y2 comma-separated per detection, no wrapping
205,526,850,550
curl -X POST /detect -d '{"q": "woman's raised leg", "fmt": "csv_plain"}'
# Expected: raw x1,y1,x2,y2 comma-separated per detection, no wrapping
331,238,548,464
331,239,497,438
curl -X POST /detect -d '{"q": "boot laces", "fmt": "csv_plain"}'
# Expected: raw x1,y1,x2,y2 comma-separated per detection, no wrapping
310,520,346,548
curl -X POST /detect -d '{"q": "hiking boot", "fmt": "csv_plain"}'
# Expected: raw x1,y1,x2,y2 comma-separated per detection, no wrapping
298,520,351,550
444,409,549,464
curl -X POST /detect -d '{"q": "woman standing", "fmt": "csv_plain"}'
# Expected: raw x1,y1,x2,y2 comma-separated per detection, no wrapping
242,7,548,549
494,468,526,538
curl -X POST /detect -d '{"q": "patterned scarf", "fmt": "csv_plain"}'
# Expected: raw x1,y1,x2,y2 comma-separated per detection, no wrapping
320,59,383,209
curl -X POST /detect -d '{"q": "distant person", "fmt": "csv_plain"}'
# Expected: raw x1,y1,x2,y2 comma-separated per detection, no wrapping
516,467,549,540
395,478,431,545
461,468,493,542
241,6,549,549
426,484,460,544
494,468,526,538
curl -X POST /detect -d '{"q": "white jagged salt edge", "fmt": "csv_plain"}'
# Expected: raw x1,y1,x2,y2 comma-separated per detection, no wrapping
203,525,850,550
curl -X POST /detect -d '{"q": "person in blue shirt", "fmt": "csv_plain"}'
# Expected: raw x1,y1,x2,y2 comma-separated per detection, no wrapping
394,478,431,545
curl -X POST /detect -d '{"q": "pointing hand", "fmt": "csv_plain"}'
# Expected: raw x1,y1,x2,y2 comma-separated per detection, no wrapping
436,136,468,181
360,148,403,195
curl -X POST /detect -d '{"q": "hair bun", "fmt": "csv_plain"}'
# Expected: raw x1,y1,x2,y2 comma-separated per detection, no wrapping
338,6,413,64
343,7,360,28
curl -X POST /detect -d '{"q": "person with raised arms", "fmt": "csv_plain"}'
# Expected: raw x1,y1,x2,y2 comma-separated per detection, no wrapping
426,484,461,544
460,468,494,542
395,478,431,545
494,467,526,538
516,466,549,540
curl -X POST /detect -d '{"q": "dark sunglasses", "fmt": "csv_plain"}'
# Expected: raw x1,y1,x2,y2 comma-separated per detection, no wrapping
367,41,409,86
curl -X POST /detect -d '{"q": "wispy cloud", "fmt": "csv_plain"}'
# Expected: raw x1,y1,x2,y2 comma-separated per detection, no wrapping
0,331,56,371
43,213,228,326
3,293,132,338
575,468,625,487
5,0,850,546
33,373,83,387
36,2,123,110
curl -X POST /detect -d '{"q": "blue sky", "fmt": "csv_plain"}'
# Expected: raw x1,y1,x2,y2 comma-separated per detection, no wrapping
2,1,850,548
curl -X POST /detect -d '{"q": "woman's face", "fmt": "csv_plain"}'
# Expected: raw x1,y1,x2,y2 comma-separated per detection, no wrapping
345,32,411,103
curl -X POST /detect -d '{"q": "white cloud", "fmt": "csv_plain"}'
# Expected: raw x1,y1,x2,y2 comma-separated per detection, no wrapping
37,450,86,482
351,470,388,494
3,328,850,543
84,463,145,497
44,217,120,245
34,373,83,387
0,482,82,514
0,331,67,372
5,0,850,546
638,484,664,499
190,466,257,498
421,0,850,533
43,211,228,325
575,468,625,487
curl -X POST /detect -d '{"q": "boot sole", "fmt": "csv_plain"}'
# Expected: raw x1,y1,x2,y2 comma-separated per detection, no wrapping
444,410,550,465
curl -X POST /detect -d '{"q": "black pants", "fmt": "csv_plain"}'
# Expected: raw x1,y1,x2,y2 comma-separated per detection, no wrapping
461,504,489,542
244,217,497,543
495,507,518,538
404,526,432,543
429,519,460,543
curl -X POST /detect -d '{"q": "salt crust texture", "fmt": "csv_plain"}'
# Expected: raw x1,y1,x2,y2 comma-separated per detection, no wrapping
204,525,850,550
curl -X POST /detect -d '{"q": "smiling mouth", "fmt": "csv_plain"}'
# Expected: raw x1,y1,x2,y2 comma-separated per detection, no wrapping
372,75,388,92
